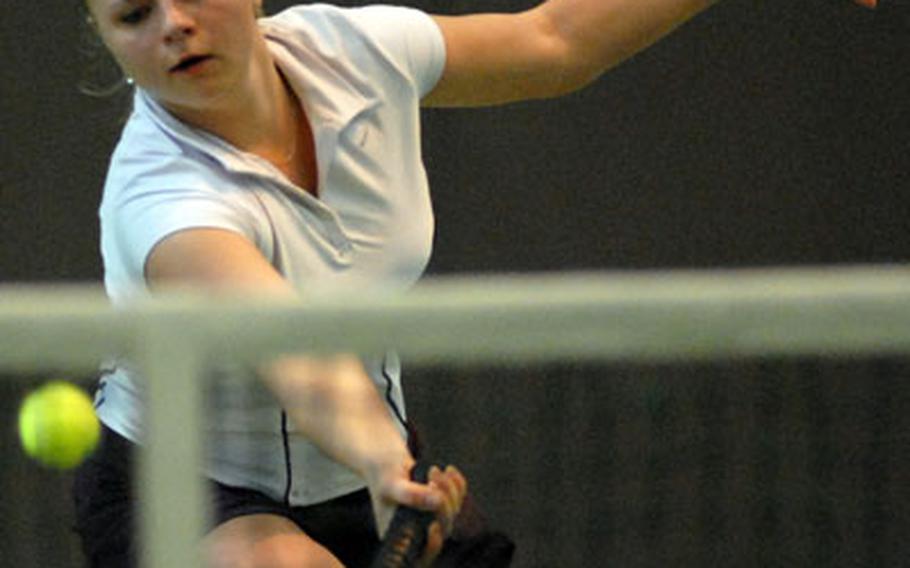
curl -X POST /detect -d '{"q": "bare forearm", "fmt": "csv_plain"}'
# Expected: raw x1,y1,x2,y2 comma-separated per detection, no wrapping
262,354,412,482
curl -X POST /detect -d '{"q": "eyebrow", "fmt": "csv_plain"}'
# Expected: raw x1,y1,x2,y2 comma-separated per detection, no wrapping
104,0,146,16
109,0,143,9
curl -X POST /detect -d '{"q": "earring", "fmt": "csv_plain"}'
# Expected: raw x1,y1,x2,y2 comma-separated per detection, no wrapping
126,77,134,86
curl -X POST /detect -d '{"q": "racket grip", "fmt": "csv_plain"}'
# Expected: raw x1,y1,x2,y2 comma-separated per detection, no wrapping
371,461,438,568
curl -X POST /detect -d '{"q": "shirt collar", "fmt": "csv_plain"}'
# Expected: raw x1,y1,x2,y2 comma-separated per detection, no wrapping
132,21,379,183
133,89,272,178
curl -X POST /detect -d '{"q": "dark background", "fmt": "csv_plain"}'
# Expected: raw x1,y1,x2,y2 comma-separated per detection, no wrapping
1,0,908,566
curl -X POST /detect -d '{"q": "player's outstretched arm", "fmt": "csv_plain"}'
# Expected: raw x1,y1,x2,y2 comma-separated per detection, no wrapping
424,0,877,107
424,0,719,107
145,228,466,546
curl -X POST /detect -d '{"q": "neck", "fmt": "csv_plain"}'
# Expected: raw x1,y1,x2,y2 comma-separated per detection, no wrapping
164,36,299,162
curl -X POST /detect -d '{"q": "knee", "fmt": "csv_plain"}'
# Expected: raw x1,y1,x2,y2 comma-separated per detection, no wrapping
250,534,344,568
205,513,345,568
207,532,344,568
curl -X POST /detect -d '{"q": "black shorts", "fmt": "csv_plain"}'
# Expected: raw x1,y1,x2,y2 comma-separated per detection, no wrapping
73,424,381,567
73,424,514,568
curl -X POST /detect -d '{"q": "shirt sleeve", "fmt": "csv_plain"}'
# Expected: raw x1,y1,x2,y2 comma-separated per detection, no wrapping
344,5,447,98
268,4,447,99
103,162,263,281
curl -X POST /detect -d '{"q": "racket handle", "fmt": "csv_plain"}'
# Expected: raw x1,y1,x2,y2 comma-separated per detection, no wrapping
371,461,437,568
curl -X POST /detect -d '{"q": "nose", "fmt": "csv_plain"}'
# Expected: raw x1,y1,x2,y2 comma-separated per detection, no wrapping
161,0,196,44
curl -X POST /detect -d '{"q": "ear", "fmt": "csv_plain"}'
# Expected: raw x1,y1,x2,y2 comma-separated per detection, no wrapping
80,2,97,30
80,5,104,45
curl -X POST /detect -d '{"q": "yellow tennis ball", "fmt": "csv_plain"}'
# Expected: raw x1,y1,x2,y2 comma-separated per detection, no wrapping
18,381,100,469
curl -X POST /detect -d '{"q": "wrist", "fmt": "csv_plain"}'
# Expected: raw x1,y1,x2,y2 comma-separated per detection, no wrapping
360,442,414,484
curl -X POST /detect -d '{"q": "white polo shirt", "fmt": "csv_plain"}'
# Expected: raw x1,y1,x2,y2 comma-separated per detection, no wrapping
96,4,446,506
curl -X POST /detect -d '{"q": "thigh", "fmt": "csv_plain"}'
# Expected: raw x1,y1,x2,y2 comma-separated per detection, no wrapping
291,490,380,568
204,514,345,568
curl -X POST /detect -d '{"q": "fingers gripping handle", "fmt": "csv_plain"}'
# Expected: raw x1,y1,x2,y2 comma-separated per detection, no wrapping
371,462,438,568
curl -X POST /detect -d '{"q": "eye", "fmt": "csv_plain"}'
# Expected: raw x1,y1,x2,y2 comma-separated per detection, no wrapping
119,5,151,25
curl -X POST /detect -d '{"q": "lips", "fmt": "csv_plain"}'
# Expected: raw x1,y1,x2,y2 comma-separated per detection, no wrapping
170,54,213,73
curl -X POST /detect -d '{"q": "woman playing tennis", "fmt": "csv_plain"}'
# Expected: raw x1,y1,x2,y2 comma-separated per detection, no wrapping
70,0,803,566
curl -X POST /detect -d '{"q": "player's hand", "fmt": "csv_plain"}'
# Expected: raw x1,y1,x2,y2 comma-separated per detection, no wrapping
366,461,468,564
417,465,468,566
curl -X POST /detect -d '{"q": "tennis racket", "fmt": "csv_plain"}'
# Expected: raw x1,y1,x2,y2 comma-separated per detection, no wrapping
371,461,437,568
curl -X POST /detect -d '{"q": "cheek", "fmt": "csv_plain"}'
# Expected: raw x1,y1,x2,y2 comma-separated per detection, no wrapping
104,37,158,82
